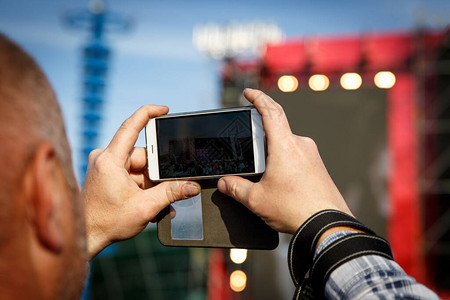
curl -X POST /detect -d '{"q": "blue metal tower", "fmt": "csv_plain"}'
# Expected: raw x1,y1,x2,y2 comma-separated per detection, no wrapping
65,0,130,181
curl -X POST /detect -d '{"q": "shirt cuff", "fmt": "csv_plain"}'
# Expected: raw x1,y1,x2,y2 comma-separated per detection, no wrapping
314,230,359,259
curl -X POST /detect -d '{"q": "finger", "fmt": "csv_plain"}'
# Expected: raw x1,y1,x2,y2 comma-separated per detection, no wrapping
170,205,176,219
129,147,147,172
107,105,169,161
243,88,292,144
217,176,254,207
143,180,201,216
88,148,104,163
130,172,154,189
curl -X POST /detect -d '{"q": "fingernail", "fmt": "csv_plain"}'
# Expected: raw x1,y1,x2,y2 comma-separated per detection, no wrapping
182,182,200,197
217,178,227,192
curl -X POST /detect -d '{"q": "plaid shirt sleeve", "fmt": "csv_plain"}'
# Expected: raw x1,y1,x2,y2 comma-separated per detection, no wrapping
315,231,440,300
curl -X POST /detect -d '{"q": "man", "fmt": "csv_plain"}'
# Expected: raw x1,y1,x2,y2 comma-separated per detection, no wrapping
0,33,200,299
218,89,439,299
0,33,439,299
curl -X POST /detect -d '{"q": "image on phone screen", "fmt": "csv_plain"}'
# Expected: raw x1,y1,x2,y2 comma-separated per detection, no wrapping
156,110,255,179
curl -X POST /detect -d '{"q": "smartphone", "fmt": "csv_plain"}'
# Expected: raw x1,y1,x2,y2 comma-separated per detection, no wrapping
145,106,265,181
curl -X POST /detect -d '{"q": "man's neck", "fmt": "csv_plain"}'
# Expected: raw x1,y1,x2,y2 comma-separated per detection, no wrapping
0,243,41,299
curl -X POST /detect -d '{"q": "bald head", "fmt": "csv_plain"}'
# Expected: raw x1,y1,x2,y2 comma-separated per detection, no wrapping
0,33,86,299
0,33,67,149
0,33,74,243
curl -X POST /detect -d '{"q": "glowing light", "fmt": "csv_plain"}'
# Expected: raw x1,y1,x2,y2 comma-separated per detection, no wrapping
230,249,248,264
374,71,396,89
309,74,330,91
193,22,284,60
340,73,362,90
278,75,299,92
230,270,247,292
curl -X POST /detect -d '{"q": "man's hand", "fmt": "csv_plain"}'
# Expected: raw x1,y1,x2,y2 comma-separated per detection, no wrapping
83,105,201,260
217,89,353,234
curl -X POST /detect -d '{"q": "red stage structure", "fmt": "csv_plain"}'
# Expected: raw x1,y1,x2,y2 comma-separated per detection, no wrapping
219,29,449,298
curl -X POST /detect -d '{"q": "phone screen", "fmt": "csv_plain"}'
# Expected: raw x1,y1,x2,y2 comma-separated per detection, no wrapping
156,110,255,179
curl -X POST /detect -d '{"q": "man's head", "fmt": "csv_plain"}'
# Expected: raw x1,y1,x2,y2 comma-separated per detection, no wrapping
0,33,87,299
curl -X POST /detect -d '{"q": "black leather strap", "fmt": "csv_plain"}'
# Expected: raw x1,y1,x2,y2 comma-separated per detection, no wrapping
294,278,318,300
288,210,374,286
310,233,394,295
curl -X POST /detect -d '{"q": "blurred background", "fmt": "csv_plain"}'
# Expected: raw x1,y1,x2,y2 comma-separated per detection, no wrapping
1,0,449,299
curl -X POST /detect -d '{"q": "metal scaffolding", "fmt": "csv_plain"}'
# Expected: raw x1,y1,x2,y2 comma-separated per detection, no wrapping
65,0,130,180
419,30,450,290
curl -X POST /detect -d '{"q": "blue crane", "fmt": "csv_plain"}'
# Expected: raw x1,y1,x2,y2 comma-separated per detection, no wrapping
65,0,130,181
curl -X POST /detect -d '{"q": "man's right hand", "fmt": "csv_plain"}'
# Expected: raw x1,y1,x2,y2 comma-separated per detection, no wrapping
82,105,201,260
217,89,353,234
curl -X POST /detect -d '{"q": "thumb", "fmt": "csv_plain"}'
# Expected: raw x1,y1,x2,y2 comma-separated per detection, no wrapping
144,180,201,213
217,176,254,206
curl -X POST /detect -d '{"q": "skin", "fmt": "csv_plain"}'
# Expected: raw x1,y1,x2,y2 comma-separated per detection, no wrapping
217,88,356,241
0,33,201,299
0,33,356,299
84,88,357,252
84,88,357,260
0,33,87,299
82,105,201,259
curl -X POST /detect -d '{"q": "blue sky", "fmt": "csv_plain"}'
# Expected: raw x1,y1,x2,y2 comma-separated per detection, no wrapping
0,0,449,179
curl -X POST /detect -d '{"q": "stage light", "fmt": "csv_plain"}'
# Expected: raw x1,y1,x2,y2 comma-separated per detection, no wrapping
278,75,298,92
230,249,248,264
309,74,330,91
374,71,396,89
340,73,362,90
230,270,247,292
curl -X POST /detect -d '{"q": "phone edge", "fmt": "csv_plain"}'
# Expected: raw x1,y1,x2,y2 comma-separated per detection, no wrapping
145,119,160,181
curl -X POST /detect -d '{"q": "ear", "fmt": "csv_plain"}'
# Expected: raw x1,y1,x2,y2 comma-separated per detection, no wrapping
26,142,64,253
